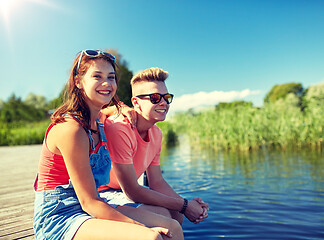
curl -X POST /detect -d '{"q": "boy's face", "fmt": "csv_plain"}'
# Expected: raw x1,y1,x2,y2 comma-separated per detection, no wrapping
132,81,170,124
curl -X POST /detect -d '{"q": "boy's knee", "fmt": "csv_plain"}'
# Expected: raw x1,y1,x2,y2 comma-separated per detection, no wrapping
170,210,184,225
169,218,183,233
157,206,172,218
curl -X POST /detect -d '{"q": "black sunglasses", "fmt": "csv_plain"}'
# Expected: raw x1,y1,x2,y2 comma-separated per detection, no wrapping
136,93,174,104
76,50,116,75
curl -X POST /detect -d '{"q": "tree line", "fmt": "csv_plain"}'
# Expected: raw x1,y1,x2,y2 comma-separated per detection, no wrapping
1,79,323,124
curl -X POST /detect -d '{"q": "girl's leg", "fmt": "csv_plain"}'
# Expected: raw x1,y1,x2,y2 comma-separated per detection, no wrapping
117,206,184,240
73,218,162,240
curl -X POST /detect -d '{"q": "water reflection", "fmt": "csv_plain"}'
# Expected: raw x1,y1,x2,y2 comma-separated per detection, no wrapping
160,136,324,239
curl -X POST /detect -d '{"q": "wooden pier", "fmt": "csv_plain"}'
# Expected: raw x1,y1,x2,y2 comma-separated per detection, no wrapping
0,144,146,240
0,145,41,240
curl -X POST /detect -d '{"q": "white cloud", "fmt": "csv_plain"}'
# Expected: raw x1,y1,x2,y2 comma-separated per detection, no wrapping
168,89,261,115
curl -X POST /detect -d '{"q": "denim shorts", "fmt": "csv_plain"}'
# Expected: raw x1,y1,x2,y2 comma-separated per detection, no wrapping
33,185,92,240
99,188,142,208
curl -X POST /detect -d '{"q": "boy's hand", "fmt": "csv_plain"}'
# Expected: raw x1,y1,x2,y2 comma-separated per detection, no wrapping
184,199,204,222
193,197,209,210
193,198,209,224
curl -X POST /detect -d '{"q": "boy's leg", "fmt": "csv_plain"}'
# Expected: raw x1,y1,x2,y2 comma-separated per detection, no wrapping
139,204,184,225
117,205,184,240
169,210,185,225
138,204,172,218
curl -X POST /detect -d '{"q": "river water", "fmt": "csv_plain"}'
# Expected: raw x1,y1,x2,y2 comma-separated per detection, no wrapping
160,138,324,240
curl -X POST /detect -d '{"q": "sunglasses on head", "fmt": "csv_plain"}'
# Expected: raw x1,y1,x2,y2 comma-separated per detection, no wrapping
75,50,116,75
136,93,174,104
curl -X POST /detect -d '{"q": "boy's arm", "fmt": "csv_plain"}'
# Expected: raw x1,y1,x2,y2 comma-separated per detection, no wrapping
113,162,183,210
113,162,205,222
146,165,181,198
147,165,209,223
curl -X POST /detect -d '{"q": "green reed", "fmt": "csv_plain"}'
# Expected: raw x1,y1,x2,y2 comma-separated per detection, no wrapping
156,121,178,147
0,119,50,146
165,102,324,152
2,101,323,152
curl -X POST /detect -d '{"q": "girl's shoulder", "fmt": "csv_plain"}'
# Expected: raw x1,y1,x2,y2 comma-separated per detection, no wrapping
55,117,84,132
48,117,89,146
46,117,89,155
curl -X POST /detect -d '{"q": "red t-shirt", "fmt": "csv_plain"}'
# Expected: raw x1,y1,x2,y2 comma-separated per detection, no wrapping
98,116,161,191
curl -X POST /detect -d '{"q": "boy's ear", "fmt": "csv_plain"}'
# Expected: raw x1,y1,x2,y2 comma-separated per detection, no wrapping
131,97,138,107
132,97,141,110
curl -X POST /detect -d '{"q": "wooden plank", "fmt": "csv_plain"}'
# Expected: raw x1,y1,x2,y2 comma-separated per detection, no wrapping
0,145,41,240
0,229,34,240
0,223,33,237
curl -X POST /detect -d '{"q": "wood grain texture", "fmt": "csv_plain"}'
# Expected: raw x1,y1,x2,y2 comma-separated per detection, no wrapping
0,145,41,240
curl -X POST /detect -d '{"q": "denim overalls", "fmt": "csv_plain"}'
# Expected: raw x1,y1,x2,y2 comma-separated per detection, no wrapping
33,118,111,240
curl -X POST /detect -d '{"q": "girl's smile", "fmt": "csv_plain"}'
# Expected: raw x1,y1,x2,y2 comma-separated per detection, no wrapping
78,59,117,110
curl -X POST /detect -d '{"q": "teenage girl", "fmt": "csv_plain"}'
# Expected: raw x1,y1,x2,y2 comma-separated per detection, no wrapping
33,50,183,240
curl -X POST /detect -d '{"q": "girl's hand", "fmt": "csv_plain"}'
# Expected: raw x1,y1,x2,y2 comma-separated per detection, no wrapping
150,227,172,238
120,104,137,129
100,103,137,128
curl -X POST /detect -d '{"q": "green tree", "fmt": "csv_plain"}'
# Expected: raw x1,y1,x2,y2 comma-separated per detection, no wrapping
117,64,133,106
304,82,324,112
264,83,304,104
106,49,133,106
216,101,253,110
0,94,46,123
24,93,48,109
47,86,66,109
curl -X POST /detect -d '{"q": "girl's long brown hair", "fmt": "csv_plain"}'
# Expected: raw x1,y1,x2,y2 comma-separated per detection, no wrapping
51,51,120,129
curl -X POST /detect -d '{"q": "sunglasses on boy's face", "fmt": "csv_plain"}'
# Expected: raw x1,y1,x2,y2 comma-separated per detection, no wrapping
136,93,174,104
75,50,116,75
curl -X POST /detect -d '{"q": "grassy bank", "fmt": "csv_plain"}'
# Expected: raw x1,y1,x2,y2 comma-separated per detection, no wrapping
0,120,49,146
2,100,324,152
164,101,324,152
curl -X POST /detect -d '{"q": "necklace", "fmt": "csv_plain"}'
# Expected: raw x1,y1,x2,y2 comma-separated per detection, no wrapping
90,129,98,134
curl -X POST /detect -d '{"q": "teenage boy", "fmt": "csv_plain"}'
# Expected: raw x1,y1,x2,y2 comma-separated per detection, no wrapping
99,67,208,224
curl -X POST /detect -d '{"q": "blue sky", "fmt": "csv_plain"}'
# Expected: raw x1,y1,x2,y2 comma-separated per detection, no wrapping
1,0,324,114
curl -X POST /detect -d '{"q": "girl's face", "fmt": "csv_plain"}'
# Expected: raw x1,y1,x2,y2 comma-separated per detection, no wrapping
77,58,117,110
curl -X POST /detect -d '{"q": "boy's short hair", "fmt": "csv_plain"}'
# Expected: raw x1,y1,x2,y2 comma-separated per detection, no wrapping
130,67,169,86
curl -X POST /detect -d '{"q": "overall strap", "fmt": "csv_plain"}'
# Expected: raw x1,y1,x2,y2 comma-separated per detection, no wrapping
87,128,96,151
64,114,96,151
96,117,107,143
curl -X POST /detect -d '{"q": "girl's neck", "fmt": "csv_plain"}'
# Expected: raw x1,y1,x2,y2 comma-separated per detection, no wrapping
89,108,101,130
